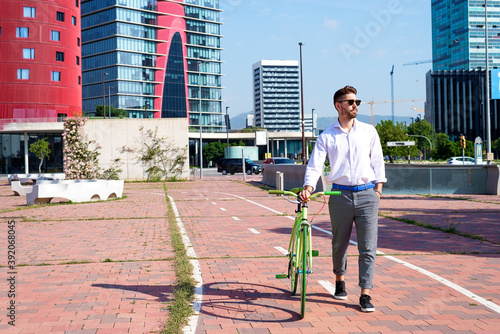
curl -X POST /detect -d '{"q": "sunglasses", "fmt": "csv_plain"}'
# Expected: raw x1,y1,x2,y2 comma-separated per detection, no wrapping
339,99,361,106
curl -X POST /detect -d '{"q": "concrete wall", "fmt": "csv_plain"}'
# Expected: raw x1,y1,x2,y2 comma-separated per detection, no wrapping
85,118,189,181
262,164,500,195
261,164,326,192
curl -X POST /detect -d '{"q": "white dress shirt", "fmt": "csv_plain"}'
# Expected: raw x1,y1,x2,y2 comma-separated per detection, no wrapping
304,118,387,191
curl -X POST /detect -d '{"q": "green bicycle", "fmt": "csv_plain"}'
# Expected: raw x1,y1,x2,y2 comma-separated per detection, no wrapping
270,188,340,318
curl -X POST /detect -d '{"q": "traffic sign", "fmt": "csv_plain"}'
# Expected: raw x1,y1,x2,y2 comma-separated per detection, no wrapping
387,141,415,147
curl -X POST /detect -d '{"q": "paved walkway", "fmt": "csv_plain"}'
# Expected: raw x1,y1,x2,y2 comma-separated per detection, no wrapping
1,174,499,333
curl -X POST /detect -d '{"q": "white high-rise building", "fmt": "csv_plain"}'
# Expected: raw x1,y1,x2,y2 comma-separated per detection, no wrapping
252,60,300,132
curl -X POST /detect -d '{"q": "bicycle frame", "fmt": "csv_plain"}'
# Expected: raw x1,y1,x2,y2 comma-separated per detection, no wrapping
271,188,340,318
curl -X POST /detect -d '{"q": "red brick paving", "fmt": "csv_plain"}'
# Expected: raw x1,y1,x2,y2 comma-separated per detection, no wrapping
1,174,500,333
166,175,500,333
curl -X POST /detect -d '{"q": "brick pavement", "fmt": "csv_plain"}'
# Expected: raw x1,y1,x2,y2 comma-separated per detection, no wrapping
165,175,500,333
1,174,500,333
0,182,174,333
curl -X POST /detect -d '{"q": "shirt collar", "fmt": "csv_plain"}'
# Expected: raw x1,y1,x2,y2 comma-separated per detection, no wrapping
334,118,357,132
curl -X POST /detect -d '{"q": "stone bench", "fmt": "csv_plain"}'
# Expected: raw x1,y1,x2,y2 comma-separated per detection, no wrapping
11,181,34,196
26,180,125,205
8,173,66,184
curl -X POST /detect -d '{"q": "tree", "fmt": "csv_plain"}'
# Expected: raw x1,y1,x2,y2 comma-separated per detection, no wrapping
493,137,500,158
375,120,415,159
29,138,51,173
124,126,187,181
203,141,225,165
95,105,128,118
407,118,434,156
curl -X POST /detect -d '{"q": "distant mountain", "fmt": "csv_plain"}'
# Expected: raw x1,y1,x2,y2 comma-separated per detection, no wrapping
229,112,252,130
230,112,415,131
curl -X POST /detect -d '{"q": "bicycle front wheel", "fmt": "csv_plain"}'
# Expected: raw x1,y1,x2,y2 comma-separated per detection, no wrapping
299,226,309,318
288,229,298,295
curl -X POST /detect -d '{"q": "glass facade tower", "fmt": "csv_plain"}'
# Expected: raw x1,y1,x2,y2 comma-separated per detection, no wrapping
81,0,223,131
253,60,300,132
432,0,500,70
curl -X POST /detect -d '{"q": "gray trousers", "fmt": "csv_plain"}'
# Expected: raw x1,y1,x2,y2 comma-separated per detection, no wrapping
328,188,379,289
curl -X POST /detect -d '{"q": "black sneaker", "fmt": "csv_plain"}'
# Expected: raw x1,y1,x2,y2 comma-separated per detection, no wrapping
333,281,347,300
359,294,375,312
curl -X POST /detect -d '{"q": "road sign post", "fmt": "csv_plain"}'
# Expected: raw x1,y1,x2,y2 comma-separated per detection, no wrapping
387,141,415,163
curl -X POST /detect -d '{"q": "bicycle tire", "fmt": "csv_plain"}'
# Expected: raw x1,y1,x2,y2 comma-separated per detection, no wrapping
300,226,308,318
288,227,299,295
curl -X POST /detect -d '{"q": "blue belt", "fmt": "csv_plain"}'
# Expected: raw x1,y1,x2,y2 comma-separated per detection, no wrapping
332,182,375,192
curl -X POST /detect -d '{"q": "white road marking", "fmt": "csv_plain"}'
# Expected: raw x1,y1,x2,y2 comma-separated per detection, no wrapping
220,207,226,211
168,196,203,334
274,246,288,255
248,228,260,234
225,192,500,315
318,280,336,296
212,202,217,205
232,216,240,221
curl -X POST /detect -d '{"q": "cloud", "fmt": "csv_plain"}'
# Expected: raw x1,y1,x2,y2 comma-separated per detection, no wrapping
324,17,339,31
373,49,389,58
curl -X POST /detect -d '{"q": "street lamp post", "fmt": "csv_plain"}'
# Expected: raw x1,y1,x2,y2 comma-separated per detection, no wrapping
485,0,493,162
102,72,109,118
108,86,114,119
198,61,204,179
299,42,306,163
226,106,230,158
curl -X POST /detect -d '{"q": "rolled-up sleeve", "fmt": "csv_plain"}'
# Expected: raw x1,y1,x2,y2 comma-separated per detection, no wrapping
370,128,387,184
303,134,328,191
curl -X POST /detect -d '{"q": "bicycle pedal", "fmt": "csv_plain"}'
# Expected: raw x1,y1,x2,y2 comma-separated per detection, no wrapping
275,274,288,279
311,250,319,257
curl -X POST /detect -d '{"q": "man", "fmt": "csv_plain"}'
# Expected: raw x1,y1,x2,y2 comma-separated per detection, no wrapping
299,85,386,312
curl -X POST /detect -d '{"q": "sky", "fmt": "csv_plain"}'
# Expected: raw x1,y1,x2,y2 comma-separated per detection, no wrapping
219,0,432,123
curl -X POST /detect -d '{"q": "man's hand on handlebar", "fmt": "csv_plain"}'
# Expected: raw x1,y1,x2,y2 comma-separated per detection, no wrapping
298,186,314,202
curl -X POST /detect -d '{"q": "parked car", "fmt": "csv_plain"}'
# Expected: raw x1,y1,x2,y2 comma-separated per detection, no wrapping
447,156,475,165
217,158,261,175
261,157,295,172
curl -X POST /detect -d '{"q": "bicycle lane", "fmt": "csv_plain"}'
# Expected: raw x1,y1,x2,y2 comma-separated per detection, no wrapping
166,179,500,333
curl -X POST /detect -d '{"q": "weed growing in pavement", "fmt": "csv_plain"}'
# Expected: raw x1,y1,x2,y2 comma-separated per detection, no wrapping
162,184,195,334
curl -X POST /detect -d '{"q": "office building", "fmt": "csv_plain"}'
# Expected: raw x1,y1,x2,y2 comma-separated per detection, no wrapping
81,0,224,132
425,69,500,141
0,0,82,174
429,0,500,145
432,0,500,70
0,0,83,122
253,60,300,132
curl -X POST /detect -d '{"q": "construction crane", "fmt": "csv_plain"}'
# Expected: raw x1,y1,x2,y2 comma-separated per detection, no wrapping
360,99,425,125
403,60,432,66
411,107,425,113
390,65,395,123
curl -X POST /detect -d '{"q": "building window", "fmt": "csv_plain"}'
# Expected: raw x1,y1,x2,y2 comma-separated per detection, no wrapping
17,69,29,80
51,71,61,81
78,76,81,85
16,27,29,38
77,37,80,46
56,11,65,22
72,16,76,25
23,48,35,59
75,0,79,8
50,30,60,41
56,51,64,62
23,7,35,18
76,56,80,65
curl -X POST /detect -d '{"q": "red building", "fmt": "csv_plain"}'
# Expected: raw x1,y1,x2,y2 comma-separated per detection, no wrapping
0,0,82,125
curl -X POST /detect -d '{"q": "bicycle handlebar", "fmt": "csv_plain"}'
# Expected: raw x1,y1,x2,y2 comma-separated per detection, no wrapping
269,189,341,197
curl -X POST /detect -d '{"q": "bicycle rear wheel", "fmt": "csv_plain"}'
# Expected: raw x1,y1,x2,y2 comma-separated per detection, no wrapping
299,226,309,318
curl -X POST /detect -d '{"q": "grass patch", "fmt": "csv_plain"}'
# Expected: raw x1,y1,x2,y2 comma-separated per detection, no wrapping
379,213,489,243
161,183,195,334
